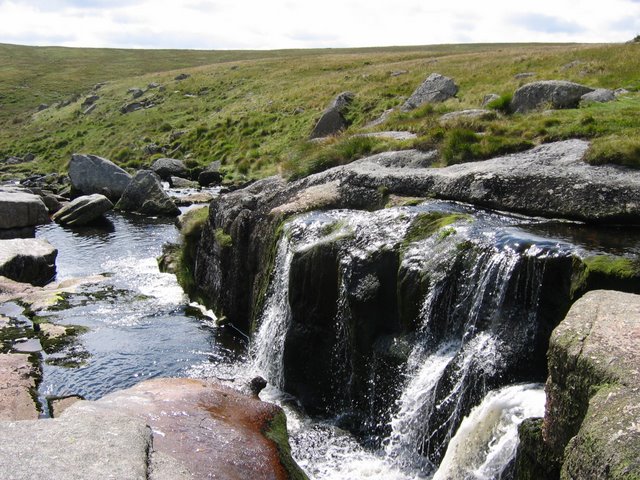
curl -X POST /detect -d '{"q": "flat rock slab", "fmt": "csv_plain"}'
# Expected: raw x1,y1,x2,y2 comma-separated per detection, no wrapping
0,409,151,480
0,189,49,230
0,238,57,286
65,377,301,480
0,353,39,421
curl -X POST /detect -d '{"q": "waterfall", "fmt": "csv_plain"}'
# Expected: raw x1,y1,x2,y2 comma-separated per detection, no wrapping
432,384,545,480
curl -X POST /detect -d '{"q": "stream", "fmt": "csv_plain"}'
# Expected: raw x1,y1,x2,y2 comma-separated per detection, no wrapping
29,197,640,480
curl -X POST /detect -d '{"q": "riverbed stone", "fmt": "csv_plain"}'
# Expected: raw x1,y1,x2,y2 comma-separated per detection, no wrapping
0,189,49,230
198,160,223,186
115,170,180,216
68,153,132,201
52,193,113,226
151,157,188,180
511,80,595,113
0,353,39,421
401,73,458,111
0,238,57,286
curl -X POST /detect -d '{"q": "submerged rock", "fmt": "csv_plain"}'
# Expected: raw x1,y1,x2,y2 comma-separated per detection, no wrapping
309,91,355,139
68,153,132,201
52,194,113,226
401,73,458,111
511,80,594,113
0,238,57,286
115,170,180,216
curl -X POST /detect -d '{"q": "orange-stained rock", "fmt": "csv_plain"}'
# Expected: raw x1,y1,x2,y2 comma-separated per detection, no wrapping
64,377,308,480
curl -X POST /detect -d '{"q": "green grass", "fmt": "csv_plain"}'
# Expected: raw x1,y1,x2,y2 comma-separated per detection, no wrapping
0,42,639,182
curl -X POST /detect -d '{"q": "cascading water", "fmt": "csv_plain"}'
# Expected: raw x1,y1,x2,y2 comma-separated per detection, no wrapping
250,200,580,479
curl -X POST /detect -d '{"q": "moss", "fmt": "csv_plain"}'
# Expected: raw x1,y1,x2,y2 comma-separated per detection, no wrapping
514,418,561,480
402,212,470,247
38,324,89,355
214,228,233,248
263,410,309,480
571,254,640,297
584,135,640,169
180,206,209,239
486,92,513,114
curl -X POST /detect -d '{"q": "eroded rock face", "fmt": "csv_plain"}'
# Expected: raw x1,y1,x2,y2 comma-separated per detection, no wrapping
52,194,113,226
401,73,458,111
309,91,355,139
0,189,49,230
69,153,132,201
115,170,180,216
0,238,57,286
511,80,594,113
516,290,640,479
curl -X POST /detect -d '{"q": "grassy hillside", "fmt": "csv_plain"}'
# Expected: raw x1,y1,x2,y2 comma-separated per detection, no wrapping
0,42,638,182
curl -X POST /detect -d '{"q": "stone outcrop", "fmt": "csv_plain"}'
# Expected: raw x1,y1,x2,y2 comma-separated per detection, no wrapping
309,91,355,139
515,290,640,479
0,378,308,480
52,194,113,226
0,189,49,230
0,353,39,421
401,73,458,111
115,170,180,216
198,160,223,186
580,88,616,105
0,238,57,286
69,153,132,201
511,80,595,113
150,157,188,180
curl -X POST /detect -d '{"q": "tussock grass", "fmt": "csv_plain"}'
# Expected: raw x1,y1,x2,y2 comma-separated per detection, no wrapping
0,42,639,181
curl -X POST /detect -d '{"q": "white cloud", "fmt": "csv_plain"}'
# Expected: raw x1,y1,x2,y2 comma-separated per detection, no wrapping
0,0,638,49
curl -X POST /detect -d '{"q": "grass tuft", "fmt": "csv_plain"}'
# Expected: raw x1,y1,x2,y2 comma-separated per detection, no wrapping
584,135,640,168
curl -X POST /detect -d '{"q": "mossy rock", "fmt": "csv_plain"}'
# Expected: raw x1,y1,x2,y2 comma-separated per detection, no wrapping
402,212,471,248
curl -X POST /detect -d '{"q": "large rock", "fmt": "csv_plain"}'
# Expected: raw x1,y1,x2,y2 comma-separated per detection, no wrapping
68,153,132,201
401,73,458,111
0,353,39,421
115,170,180,216
198,160,223,186
309,91,355,139
63,378,308,480
150,157,188,180
0,189,49,230
511,80,595,113
52,194,113,226
580,88,616,105
0,238,57,286
515,290,640,479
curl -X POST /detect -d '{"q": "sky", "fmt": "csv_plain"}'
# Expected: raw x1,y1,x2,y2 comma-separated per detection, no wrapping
0,0,639,50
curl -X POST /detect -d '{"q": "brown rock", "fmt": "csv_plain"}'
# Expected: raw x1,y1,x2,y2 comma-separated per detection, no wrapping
0,353,39,420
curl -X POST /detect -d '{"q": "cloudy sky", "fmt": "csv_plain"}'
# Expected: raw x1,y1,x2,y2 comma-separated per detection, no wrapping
1,0,639,49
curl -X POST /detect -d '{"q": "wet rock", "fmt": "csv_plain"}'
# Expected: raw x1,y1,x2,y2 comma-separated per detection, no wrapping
66,378,308,480
580,88,615,105
517,290,640,479
151,157,188,180
115,170,179,216
0,238,57,286
198,160,223,186
12,338,42,353
0,353,39,420
439,109,497,124
309,91,355,139
401,73,458,111
68,153,132,201
169,176,198,189
511,80,594,113
173,192,214,206
52,193,113,226
0,189,49,230
249,376,268,395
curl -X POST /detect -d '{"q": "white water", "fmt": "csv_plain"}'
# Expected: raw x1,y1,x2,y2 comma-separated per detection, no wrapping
433,384,545,480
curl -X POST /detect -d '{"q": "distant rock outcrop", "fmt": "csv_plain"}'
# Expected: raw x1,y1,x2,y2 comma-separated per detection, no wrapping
309,92,355,139
401,73,458,111
0,238,57,286
52,194,113,226
511,80,594,113
115,170,179,216
69,154,132,201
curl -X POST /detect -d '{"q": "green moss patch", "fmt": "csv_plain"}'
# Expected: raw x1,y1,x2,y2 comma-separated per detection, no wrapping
214,228,233,248
403,212,470,247
572,254,640,297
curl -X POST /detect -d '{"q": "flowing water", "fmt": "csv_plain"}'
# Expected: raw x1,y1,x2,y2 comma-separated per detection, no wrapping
21,198,639,479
